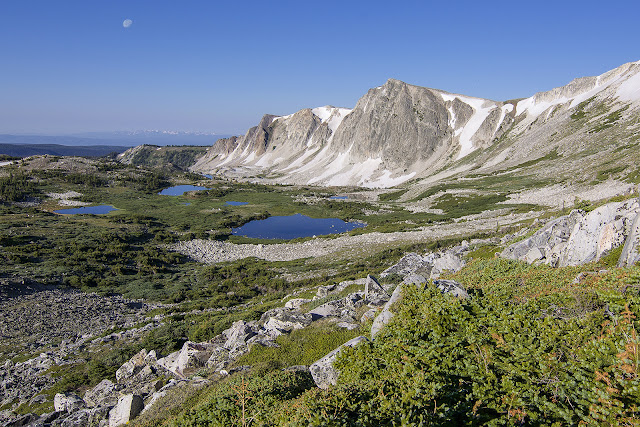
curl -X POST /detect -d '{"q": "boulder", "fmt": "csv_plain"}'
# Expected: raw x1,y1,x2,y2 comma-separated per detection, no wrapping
371,284,404,338
206,347,231,372
561,201,636,266
83,379,119,408
618,211,640,267
223,320,257,351
285,298,311,310
108,394,144,427
157,341,217,378
380,252,427,277
430,252,466,278
402,273,428,286
309,336,368,389
364,275,388,300
380,250,466,280
115,348,148,383
432,279,469,299
261,309,312,338
503,199,640,267
308,300,344,319
53,392,85,413
501,211,582,264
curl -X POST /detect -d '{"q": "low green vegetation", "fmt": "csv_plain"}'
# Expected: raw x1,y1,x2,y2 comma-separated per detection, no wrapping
138,259,640,426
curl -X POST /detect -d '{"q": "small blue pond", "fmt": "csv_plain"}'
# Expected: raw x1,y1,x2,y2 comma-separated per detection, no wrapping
54,205,118,215
226,201,248,206
158,185,210,196
202,174,214,179
330,196,349,200
232,213,365,240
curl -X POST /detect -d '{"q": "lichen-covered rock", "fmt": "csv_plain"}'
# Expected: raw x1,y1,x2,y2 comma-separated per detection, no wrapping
284,298,311,310
380,248,466,280
223,320,257,351
83,379,119,408
53,392,85,413
115,348,149,383
432,279,469,299
309,336,368,389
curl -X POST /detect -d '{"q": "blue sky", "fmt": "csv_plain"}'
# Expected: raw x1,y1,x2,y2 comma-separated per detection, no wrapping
1,0,639,135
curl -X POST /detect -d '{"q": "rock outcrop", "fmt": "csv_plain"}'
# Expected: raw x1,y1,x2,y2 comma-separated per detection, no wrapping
309,336,368,389
192,81,514,187
502,199,640,267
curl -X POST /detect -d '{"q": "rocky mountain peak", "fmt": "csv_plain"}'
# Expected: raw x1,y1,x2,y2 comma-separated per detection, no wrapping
191,60,640,188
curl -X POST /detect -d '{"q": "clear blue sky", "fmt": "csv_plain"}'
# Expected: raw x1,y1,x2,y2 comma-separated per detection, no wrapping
2,0,639,135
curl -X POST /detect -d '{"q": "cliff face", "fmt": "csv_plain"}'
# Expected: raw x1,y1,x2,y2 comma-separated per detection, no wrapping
192,61,640,188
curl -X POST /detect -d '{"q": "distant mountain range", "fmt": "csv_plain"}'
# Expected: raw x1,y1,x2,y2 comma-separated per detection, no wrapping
191,60,640,188
0,143,131,158
0,131,233,158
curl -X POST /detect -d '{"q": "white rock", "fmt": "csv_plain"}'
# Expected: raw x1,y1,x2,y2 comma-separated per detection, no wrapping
53,392,85,413
109,394,143,427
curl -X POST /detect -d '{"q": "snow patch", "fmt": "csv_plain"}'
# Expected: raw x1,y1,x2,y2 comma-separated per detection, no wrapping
307,148,352,184
326,157,383,187
362,170,416,188
312,106,352,134
616,71,640,101
272,113,293,122
454,97,496,160
281,147,321,171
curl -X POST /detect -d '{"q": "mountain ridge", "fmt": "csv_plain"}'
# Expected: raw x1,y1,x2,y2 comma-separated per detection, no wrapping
189,60,640,188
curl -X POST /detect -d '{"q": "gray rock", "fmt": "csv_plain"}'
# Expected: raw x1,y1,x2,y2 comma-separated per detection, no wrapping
525,247,545,263
380,252,426,277
261,309,312,338
157,341,217,378
360,308,378,323
309,336,368,389
83,379,118,408
108,394,143,427
206,347,231,372
503,199,639,267
308,300,344,319
371,284,405,338
561,201,635,266
53,392,85,413
618,211,640,267
432,279,469,299
284,298,311,310
430,252,466,279
115,348,148,383
403,273,428,286
364,275,388,300
223,320,257,351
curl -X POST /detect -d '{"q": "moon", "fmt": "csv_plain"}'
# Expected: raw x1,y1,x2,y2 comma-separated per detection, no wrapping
123,19,133,28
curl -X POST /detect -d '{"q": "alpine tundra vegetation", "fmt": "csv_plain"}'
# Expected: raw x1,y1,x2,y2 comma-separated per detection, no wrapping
2,61,640,426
